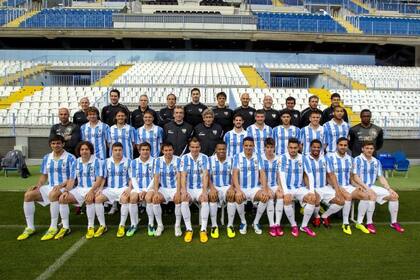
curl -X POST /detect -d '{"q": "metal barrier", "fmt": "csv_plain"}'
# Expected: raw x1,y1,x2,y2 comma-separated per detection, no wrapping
271,77,309,88
348,17,420,36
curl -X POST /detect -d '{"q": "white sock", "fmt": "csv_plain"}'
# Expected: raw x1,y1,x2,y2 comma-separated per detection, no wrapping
209,202,218,227
146,203,154,227
95,203,106,226
175,204,182,227
321,204,343,219
50,201,59,229
129,203,139,227
342,201,351,225
314,206,321,218
23,201,35,230
284,204,296,227
357,200,369,224
59,204,70,229
366,201,376,224
301,204,315,228
119,204,129,227
236,202,247,225
153,204,163,227
253,201,267,225
86,204,95,228
200,202,210,231
388,200,399,224
181,202,192,231
227,202,236,227
275,199,283,226
266,199,275,227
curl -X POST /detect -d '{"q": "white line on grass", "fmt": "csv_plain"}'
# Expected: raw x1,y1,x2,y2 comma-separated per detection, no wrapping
34,237,87,280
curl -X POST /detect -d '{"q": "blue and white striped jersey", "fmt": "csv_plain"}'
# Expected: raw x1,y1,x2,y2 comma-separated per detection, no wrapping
41,151,76,187
300,125,325,155
70,156,104,188
81,121,110,160
232,152,263,189
129,157,154,189
223,129,247,158
353,154,383,187
154,155,181,189
323,120,350,153
259,154,281,187
303,154,328,189
326,152,353,186
272,125,300,156
104,157,130,189
278,153,304,190
138,124,164,158
209,155,232,187
109,124,138,159
246,124,273,155
180,153,209,190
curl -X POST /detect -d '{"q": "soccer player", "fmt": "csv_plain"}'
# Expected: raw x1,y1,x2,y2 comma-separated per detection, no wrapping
279,96,300,127
262,95,280,128
321,92,349,125
279,138,317,237
232,137,270,235
138,110,164,158
259,138,283,237
152,142,183,237
273,109,300,156
158,93,176,127
56,141,104,239
246,109,273,156
179,138,210,243
101,89,130,126
352,141,404,233
81,106,110,160
73,97,90,127
300,109,325,155
224,114,247,158
323,106,350,155
17,135,76,241
131,94,159,129
109,109,138,159
94,143,131,238
208,141,237,238
184,88,207,127
127,142,155,237
233,93,256,129
300,95,319,128
193,108,223,156
163,105,193,156
213,91,234,134
303,139,344,230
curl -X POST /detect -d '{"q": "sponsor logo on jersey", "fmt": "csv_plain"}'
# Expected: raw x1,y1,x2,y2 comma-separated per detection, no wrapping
212,130,217,135
182,129,187,133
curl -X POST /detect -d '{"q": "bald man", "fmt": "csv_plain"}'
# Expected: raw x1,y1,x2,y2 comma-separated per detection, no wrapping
233,93,256,129
262,95,280,128
50,108,81,155
73,97,90,127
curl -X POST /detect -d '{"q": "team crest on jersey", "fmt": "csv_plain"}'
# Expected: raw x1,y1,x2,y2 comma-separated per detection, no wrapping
199,108,203,112
224,112,228,116
182,129,187,133
212,130,217,135
272,114,276,118
168,130,174,134
249,112,254,115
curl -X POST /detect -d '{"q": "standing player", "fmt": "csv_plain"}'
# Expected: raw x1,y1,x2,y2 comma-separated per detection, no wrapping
184,88,207,128
94,143,131,238
179,138,210,243
300,109,325,155
101,89,130,126
262,95,280,128
73,97,90,127
279,96,300,127
17,135,76,241
246,109,273,156
208,141,237,238
131,94,158,129
109,109,138,159
352,141,405,233
300,95,319,128
158,93,176,127
213,91,234,134
233,93,256,129
57,141,104,239
323,106,350,155
224,114,247,158
321,93,349,125
81,106,110,160
138,110,164,158
273,110,300,156
279,138,317,237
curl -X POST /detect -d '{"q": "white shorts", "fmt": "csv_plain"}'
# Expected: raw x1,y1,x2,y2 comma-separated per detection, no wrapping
370,185,391,205
101,187,128,204
242,187,260,202
341,185,356,194
130,187,148,195
69,187,92,206
188,189,206,202
214,185,230,205
158,187,177,204
38,185,65,206
316,186,336,204
285,187,310,206
270,186,279,194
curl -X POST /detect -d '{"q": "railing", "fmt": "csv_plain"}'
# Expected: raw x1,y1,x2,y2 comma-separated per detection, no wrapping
271,77,309,88
255,61,271,87
257,19,346,34
91,56,116,84
19,14,113,29
348,18,420,36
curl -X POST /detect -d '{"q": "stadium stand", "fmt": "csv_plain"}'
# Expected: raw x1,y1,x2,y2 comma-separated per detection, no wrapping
0,8,24,25
348,15,420,35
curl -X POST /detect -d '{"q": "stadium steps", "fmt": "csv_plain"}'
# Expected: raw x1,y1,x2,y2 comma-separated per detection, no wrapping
308,88,360,126
0,64,48,86
322,68,367,90
239,66,267,88
3,10,40,28
272,0,283,7
92,64,133,86
0,86,43,109
350,0,375,13
332,15,362,34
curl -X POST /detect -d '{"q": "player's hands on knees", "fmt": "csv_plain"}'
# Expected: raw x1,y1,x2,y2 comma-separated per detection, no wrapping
208,189,218,201
52,185,62,192
85,191,94,202
28,185,39,191
237,190,246,202
389,189,398,199
200,192,208,202
139,191,146,201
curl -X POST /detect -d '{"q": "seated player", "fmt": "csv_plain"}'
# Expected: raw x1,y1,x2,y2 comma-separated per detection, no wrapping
323,106,350,155
179,138,210,243
152,142,183,237
273,109,300,156
109,109,138,159
300,109,325,155
259,138,283,237
138,110,164,158
224,114,247,158
303,139,344,230
94,142,131,238
127,142,155,237
208,141,236,239
232,136,271,235
279,138,317,237
57,141,104,239
246,110,273,156
352,141,404,233
17,135,76,241
80,106,110,160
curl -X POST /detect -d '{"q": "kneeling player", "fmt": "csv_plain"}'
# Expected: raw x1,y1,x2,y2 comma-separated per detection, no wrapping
17,135,76,241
